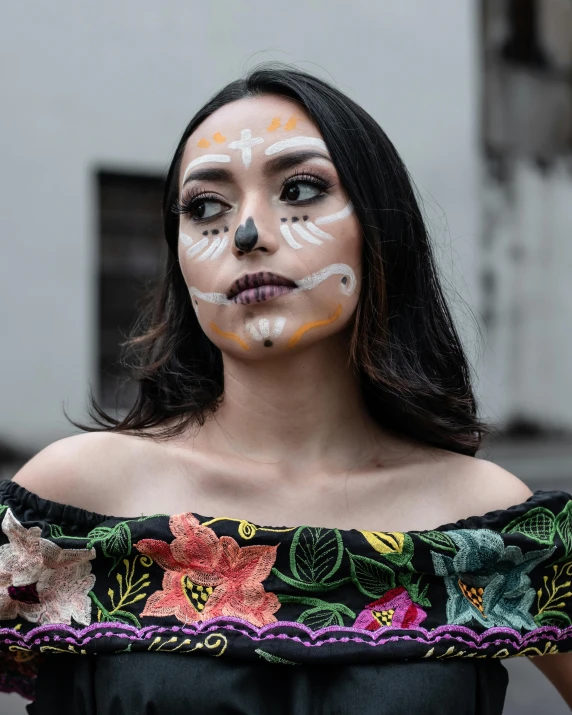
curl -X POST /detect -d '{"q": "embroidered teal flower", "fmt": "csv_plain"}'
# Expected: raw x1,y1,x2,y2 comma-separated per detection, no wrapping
431,529,555,631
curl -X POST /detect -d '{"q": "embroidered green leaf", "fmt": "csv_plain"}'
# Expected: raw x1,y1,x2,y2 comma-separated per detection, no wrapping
534,610,572,628
398,571,432,608
271,568,350,592
416,530,457,554
290,526,344,585
298,606,344,629
502,507,556,545
0,505,8,519
555,501,572,557
49,524,65,539
87,523,132,573
347,551,395,599
255,648,298,665
278,593,355,618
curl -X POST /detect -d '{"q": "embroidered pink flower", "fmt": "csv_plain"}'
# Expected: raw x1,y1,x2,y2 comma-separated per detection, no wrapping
135,513,280,627
0,508,96,625
354,586,427,631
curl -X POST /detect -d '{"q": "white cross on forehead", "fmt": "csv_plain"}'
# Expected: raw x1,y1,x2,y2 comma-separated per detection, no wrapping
227,129,264,168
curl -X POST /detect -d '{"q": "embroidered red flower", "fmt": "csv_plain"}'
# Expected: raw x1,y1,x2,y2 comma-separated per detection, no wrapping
354,586,427,631
134,513,280,627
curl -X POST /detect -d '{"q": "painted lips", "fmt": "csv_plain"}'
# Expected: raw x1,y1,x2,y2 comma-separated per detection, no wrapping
227,272,297,305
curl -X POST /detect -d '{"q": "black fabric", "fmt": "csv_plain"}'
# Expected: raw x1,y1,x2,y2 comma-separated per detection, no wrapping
26,652,509,715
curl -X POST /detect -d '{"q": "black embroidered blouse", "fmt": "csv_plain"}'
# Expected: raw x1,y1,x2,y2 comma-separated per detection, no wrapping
0,478,571,714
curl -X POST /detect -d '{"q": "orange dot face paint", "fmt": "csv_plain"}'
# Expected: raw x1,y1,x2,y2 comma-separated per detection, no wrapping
288,304,343,348
213,132,226,143
267,117,281,132
284,115,297,131
197,138,211,148
210,322,250,351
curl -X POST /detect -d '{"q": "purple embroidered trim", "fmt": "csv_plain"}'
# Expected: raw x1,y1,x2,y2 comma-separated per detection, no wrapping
1,618,571,651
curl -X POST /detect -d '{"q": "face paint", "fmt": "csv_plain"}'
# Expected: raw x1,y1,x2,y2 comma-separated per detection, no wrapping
267,117,281,132
246,317,286,344
182,154,231,184
314,202,354,226
288,304,343,348
210,322,250,351
227,129,264,169
234,217,259,252
188,263,356,308
265,136,327,156
197,138,210,148
283,115,298,131
213,132,226,143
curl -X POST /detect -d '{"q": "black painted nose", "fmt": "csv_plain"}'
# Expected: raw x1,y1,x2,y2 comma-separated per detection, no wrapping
234,217,258,252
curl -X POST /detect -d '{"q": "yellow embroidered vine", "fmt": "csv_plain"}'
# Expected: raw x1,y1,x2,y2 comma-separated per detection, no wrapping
535,560,572,625
200,517,296,540
90,554,153,628
147,632,228,656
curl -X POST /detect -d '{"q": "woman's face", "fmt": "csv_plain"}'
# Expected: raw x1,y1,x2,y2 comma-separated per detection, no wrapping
177,95,362,358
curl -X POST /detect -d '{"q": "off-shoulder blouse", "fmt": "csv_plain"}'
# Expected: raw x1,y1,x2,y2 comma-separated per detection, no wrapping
0,478,571,714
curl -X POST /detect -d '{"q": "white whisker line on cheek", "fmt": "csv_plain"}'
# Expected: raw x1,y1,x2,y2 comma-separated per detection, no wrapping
189,287,230,306
265,136,328,155
291,222,323,246
246,324,262,341
314,202,354,226
305,222,333,240
210,235,229,260
295,263,357,296
280,223,303,250
196,237,221,261
186,237,209,258
182,155,231,184
179,233,194,247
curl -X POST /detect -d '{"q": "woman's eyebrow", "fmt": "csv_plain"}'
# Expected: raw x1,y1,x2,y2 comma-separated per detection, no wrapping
182,167,233,187
263,150,333,177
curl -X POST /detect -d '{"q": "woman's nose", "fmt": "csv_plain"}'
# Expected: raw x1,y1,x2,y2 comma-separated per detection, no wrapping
231,209,281,257
234,217,259,252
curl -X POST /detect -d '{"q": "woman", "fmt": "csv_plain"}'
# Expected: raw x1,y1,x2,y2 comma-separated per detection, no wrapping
1,65,571,713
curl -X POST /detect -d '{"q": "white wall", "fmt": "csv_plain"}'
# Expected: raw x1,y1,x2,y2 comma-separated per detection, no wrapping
0,0,481,452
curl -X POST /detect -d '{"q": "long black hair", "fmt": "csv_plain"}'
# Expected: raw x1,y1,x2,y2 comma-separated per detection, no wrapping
69,63,488,456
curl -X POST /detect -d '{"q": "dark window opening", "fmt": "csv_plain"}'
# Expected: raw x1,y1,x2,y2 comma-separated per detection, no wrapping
97,170,165,411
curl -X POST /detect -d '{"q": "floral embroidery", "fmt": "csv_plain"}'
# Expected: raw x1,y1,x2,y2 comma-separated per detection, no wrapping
0,509,95,625
431,528,555,630
354,586,428,631
134,512,280,626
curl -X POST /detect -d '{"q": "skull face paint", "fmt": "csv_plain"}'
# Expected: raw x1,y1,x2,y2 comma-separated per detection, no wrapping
176,94,362,356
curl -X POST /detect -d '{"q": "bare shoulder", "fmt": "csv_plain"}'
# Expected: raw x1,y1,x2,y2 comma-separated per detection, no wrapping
10,432,151,514
437,451,534,520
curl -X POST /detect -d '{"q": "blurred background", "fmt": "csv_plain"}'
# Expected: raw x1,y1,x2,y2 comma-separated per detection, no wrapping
0,0,571,712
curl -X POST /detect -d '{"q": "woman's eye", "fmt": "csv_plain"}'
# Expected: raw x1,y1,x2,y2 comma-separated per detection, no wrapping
282,181,323,203
192,199,226,220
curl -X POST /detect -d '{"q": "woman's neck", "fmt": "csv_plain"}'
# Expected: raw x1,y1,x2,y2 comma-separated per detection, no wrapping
191,334,392,479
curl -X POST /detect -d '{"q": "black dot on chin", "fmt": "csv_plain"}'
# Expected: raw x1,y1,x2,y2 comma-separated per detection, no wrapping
303,215,309,221
291,216,299,222
341,276,348,285
224,226,229,232
263,340,273,347
280,217,287,223
212,229,219,235
202,230,208,236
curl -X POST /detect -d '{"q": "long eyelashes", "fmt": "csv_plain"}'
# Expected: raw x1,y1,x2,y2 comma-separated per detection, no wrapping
172,191,229,222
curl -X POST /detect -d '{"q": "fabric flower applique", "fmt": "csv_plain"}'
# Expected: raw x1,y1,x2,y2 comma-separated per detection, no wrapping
431,528,555,631
135,512,280,627
0,508,96,625
354,586,428,631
